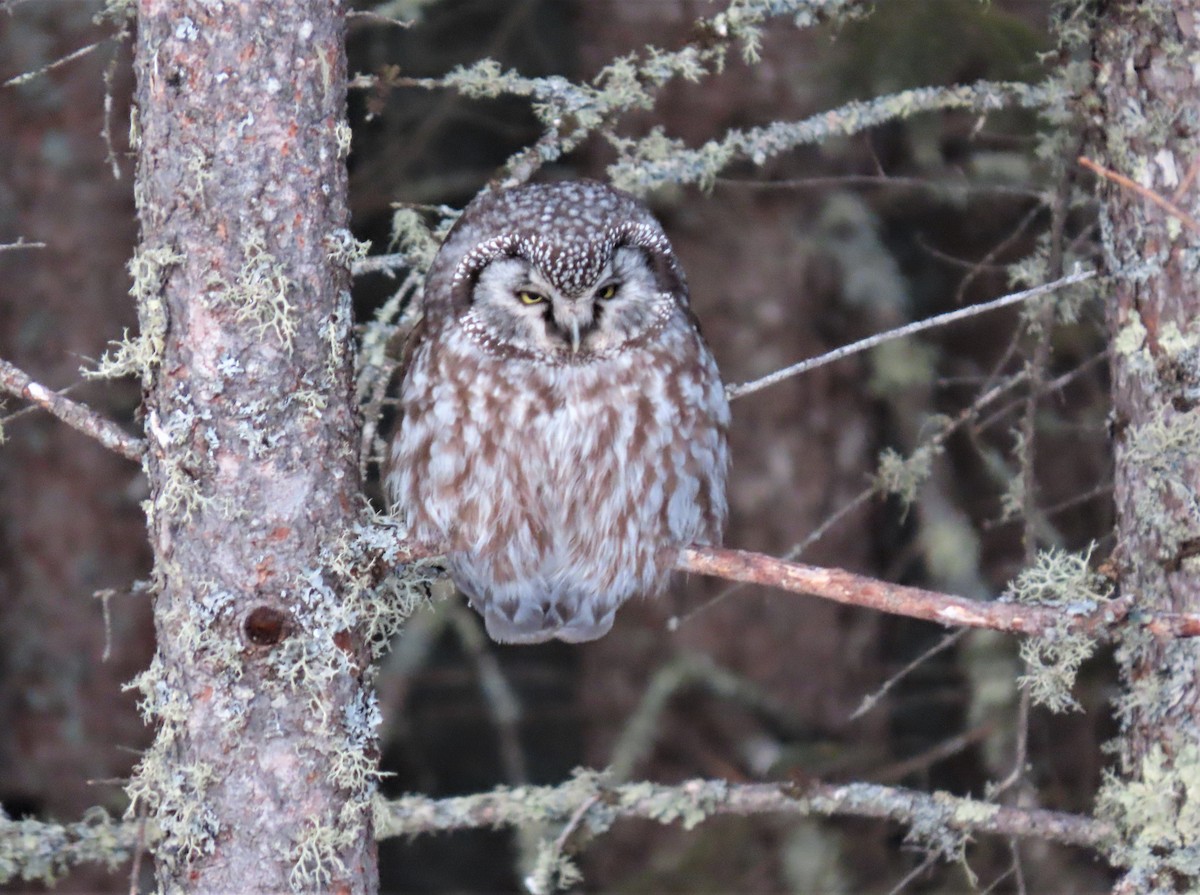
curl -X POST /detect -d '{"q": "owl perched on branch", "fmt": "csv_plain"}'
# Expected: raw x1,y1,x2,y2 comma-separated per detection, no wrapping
387,180,729,644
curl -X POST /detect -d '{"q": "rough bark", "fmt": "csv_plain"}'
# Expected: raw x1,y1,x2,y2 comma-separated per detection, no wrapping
1097,0,1200,763
1093,2,1200,890
130,1,374,891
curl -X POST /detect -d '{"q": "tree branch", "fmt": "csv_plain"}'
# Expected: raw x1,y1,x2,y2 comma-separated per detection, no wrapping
376,774,1113,853
610,79,1056,192
726,270,1097,401
379,534,1200,640
0,358,145,462
677,546,1141,637
0,773,1112,885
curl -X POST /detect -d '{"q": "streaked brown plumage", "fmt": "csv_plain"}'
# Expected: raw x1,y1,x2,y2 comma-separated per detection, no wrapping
387,180,729,643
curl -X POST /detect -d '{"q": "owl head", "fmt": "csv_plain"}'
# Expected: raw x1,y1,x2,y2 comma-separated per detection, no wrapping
423,180,689,359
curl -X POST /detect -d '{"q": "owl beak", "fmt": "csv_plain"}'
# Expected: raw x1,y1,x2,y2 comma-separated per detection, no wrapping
569,318,582,355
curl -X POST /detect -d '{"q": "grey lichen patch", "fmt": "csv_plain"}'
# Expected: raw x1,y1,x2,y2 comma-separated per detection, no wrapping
329,513,440,655
319,227,364,380
620,778,728,831
324,229,370,272
124,684,220,879
1122,408,1200,560
144,402,219,524
209,232,298,350
1007,546,1112,711
707,0,867,63
905,792,972,876
1097,740,1200,884
1112,635,1200,758
88,245,184,382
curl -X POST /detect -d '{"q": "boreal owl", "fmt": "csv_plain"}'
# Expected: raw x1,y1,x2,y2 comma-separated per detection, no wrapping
387,180,729,643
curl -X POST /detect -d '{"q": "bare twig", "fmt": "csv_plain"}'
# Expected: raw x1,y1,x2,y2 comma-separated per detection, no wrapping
127,805,147,895
852,631,967,721
607,653,812,781
872,722,995,784
726,270,1097,401
3,38,108,87
447,605,529,785
1078,156,1200,233
952,203,1044,305
0,358,144,461
715,174,1046,201
0,238,46,252
676,546,1131,638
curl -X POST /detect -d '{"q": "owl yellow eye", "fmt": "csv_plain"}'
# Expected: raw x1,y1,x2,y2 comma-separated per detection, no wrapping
597,283,619,300
517,290,546,306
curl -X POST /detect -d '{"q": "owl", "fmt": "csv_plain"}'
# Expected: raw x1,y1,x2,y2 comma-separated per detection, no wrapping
386,180,730,644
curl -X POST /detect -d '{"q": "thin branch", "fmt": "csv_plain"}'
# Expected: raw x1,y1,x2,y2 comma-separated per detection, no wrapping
607,653,812,781
376,775,1113,853
871,723,996,785
3,37,108,87
726,270,1097,401
351,252,411,276
0,358,144,461
851,631,967,721
677,546,1131,638
675,367,1037,630
0,238,46,252
715,174,1047,201
447,604,529,785
0,810,141,883
367,525,1200,643
1078,156,1200,234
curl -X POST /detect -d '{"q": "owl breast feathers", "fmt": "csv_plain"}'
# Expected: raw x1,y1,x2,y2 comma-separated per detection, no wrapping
387,180,730,644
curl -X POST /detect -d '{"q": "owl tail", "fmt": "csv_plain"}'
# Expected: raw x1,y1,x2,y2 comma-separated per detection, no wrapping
475,594,617,645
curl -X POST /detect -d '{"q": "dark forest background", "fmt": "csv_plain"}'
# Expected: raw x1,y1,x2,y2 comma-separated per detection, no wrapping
0,2,1114,891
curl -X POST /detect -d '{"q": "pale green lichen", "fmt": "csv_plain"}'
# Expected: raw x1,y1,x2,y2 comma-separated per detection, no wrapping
208,231,297,349
1008,546,1111,711
88,245,184,382
288,817,352,892
875,443,940,510
334,121,353,159
183,147,214,205
388,206,457,273
1122,409,1200,561
1097,741,1200,884
524,839,583,895
610,80,1055,193
0,807,134,885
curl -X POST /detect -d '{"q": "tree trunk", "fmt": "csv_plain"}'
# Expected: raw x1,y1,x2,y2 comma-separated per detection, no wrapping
129,0,375,891
1094,2,1200,890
